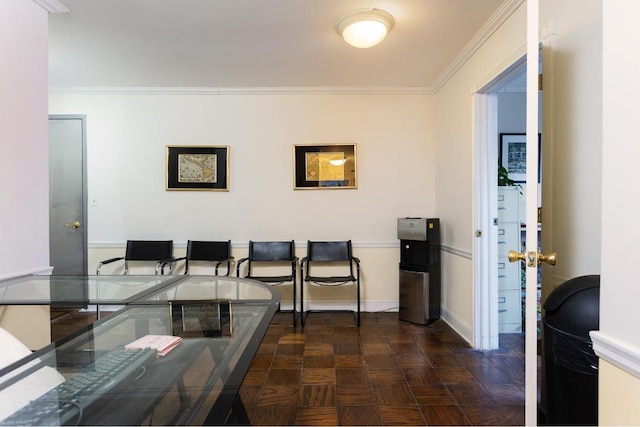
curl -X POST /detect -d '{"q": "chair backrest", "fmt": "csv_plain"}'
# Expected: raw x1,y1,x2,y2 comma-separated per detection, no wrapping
187,240,231,262
306,240,352,262
125,240,173,261
249,241,295,262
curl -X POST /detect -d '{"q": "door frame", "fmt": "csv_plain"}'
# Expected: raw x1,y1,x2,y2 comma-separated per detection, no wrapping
49,114,88,275
472,51,527,350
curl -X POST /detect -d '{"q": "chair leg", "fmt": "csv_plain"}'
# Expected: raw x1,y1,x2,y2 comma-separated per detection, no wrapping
300,280,305,327
356,278,361,327
292,278,297,327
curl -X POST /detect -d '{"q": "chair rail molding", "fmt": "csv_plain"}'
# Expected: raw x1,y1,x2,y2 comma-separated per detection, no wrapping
591,331,640,380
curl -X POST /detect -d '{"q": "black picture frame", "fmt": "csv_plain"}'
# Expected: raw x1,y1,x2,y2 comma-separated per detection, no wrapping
293,143,357,189
166,145,229,191
499,133,541,183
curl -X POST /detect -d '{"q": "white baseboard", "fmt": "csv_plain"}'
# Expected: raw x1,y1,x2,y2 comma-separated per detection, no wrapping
441,306,473,345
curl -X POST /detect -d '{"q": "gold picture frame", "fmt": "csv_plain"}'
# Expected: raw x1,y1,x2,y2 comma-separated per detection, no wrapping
166,145,229,191
293,143,357,189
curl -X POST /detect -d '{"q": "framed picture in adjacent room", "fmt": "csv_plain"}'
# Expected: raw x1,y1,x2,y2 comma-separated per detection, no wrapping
166,145,229,191
499,133,541,183
293,143,357,189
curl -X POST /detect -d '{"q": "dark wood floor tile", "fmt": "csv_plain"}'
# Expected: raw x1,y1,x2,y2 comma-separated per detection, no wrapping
402,366,442,385
361,342,392,354
242,369,269,386
373,383,416,406
389,342,423,354
278,332,305,344
338,405,383,426
257,385,299,407
446,382,498,405
333,325,359,337
462,404,521,426
304,343,335,356
275,343,305,356
467,363,517,385
302,368,336,384
368,368,406,384
420,404,472,426
247,404,296,426
359,332,389,344
336,367,370,385
501,403,525,426
298,384,336,406
271,354,303,368
334,341,362,355
379,405,426,426
429,353,463,367
336,385,377,406
248,353,273,370
265,368,301,385
365,353,398,368
411,384,458,405
304,354,335,368
238,384,262,406
305,333,334,344
483,384,525,405
303,324,334,334
294,407,339,426
395,353,432,368
255,343,278,355
436,367,477,384
335,354,366,368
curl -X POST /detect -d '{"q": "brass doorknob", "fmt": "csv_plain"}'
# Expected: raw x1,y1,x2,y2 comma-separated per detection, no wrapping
539,252,557,266
64,221,81,229
509,249,556,266
508,250,526,263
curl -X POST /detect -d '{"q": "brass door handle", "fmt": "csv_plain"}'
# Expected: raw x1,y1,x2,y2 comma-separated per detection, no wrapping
538,252,557,266
64,221,81,229
509,250,557,266
508,250,526,263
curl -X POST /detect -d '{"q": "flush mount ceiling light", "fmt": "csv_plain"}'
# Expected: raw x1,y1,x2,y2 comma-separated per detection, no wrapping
336,8,395,49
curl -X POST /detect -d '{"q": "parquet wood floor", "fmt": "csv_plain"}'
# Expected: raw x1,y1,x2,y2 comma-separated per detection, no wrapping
240,311,524,426
50,309,525,426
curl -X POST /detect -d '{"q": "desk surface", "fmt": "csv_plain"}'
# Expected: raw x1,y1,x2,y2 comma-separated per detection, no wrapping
0,274,276,306
0,275,279,426
0,275,182,305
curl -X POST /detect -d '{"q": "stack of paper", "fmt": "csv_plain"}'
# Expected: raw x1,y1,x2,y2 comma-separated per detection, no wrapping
125,335,183,356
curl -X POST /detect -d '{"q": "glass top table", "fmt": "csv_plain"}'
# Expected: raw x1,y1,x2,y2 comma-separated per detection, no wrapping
0,275,280,425
0,275,183,306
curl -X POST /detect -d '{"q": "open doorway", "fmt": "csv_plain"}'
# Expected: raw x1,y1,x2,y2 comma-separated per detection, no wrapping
473,53,542,350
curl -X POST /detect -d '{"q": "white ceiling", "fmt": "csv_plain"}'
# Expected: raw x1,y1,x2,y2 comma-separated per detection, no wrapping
48,0,508,91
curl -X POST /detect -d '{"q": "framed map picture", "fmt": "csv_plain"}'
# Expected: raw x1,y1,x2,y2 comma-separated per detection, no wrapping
166,145,229,191
293,143,357,189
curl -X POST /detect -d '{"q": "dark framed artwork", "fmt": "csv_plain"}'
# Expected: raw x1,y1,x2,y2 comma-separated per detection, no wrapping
166,145,229,191
293,143,357,189
499,133,541,183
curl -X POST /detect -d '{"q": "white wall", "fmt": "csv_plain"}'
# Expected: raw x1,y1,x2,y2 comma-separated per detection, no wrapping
0,0,52,349
594,0,640,424
434,3,527,339
0,0,50,280
49,91,435,309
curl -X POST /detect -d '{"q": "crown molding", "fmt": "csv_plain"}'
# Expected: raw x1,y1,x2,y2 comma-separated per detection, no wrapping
430,0,525,93
49,86,433,95
32,0,69,13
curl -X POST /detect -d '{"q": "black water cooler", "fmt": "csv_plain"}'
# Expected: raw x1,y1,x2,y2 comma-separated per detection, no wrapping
398,218,441,325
